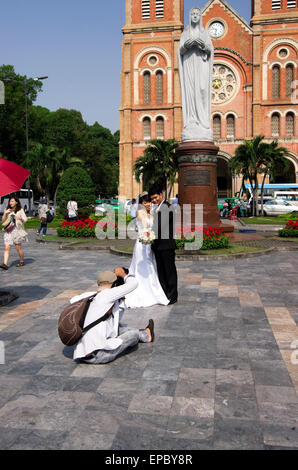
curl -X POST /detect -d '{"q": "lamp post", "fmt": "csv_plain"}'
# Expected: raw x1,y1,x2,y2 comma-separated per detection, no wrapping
25,76,48,216
4,75,48,216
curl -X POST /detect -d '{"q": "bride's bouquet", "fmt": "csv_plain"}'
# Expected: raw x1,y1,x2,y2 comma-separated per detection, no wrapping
138,228,156,245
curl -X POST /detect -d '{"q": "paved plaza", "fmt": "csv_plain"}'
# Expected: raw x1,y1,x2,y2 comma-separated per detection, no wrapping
0,231,298,450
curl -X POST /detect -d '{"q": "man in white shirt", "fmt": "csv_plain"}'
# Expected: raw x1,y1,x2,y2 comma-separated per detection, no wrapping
130,199,137,219
73,267,154,364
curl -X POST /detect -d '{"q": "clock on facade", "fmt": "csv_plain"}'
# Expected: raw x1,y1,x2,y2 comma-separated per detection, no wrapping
208,21,225,38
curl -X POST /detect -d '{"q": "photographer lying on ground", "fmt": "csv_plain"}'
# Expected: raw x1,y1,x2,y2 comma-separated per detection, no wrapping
72,267,154,364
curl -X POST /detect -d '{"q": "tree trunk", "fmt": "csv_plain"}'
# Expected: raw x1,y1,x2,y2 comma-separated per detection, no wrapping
53,185,59,215
260,172,267,217
36,176,45,194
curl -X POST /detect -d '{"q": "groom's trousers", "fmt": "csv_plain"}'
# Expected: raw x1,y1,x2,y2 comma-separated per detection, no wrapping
154,249,178,304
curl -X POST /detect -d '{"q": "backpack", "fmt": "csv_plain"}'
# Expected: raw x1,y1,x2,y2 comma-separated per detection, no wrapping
46,211,54,223
58,294,113,346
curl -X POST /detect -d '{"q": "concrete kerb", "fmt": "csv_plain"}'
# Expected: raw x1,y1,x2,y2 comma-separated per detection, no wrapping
109,245,278,261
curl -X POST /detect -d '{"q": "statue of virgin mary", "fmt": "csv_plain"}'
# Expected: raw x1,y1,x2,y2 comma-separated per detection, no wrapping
178,7,214,142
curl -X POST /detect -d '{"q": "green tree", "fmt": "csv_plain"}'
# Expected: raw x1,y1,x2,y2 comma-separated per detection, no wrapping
0,65,43,163
258,139,289,216
229,136,265,216
230,136,290,216
134,139,179,199
56,166,95,217
83,122,119,197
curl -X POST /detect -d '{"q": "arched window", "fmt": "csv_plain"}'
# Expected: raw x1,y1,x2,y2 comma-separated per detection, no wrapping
213,115,221,139
271,113,280,137
143,117,151,140
156,117,164,139
143,72,151,104
272,65,281,98
286,112,295,137
226,114,235,138
286,64,294,98
156,71,163,103
142,0,150,19
155,0,164,18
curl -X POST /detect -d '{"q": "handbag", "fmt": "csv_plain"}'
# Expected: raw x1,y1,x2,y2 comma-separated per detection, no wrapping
2,215,16,233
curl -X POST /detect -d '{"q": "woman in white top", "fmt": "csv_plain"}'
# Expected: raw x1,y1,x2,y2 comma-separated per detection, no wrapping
0,196,28,269
67,195,78,221
125,193,169,309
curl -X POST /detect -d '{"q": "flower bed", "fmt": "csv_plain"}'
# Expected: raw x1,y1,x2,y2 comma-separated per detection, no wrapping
278,219,298,238
57,218,118,238
175,226,229,250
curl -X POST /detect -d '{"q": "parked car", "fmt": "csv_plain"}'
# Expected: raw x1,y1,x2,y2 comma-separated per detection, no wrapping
262,199,295,216
95,199,124,215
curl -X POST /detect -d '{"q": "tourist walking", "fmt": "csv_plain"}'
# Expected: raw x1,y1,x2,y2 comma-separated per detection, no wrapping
37,197,49,237
67,196,78,222
0,196,28,269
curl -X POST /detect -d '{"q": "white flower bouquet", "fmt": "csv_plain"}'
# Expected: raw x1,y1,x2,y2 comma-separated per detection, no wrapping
138,228,156,245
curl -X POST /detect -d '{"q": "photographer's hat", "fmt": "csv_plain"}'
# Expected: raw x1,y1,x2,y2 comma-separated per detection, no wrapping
97,271,117,286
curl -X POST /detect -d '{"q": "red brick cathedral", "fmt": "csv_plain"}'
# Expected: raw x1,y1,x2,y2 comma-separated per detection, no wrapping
119,0,298,200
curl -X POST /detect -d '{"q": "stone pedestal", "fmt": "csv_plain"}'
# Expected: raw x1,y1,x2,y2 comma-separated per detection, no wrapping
177,141,234,233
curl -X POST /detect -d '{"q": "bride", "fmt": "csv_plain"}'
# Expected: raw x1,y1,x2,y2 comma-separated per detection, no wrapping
125,193,170,308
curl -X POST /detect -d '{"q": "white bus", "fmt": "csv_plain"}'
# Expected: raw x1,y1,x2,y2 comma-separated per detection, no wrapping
0,189,37,215
242,183,298,200
274,191,298,205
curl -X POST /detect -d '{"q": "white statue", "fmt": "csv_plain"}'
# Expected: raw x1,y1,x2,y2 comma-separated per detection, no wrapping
178,7,214,142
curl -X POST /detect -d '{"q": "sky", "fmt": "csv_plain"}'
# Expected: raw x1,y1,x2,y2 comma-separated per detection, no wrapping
0,1,251,133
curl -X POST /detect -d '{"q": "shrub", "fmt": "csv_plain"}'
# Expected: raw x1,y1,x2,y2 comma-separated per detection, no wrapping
56,166,95,217
175,226,229,250
278,211,298,222
278,219,298,237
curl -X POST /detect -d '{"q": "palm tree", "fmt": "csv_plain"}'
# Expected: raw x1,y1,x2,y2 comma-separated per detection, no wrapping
229,136,265,216
258,139,289,216
230,136,290,216
134,139,179,199
23,142,83,212
23,142,60,200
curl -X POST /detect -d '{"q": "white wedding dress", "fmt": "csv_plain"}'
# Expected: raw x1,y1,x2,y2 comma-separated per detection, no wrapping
125,213,170,308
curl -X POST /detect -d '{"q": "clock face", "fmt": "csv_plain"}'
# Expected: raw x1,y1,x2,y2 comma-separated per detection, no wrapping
209,21,225,38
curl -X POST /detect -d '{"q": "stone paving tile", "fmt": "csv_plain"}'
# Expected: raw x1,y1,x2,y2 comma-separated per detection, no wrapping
213,416,265,450
0,238,298,449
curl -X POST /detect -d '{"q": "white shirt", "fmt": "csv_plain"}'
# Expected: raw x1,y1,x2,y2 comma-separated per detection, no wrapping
130,203,137,218
73,275,138,360
156,199,165,212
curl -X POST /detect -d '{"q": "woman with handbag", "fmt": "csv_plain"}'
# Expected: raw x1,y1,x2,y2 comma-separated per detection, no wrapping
0,196,28,270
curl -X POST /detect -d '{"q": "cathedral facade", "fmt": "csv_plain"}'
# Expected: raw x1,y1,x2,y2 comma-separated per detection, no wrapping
119,0,298,200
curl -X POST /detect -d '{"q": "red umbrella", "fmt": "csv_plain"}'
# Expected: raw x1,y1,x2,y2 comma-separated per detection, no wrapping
0,159,31,197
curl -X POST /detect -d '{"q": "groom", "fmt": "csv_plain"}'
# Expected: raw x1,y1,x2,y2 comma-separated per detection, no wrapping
149,186,178,305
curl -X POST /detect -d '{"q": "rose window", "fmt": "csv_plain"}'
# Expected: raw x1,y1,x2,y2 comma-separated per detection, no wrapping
212,64,238,104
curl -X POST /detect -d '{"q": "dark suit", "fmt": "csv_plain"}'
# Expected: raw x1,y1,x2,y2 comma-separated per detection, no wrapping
152,201,178,304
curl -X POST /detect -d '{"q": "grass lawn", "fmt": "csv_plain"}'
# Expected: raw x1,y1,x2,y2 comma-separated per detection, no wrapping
114,244,264,256
25,217,64,229
240,216,287,225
